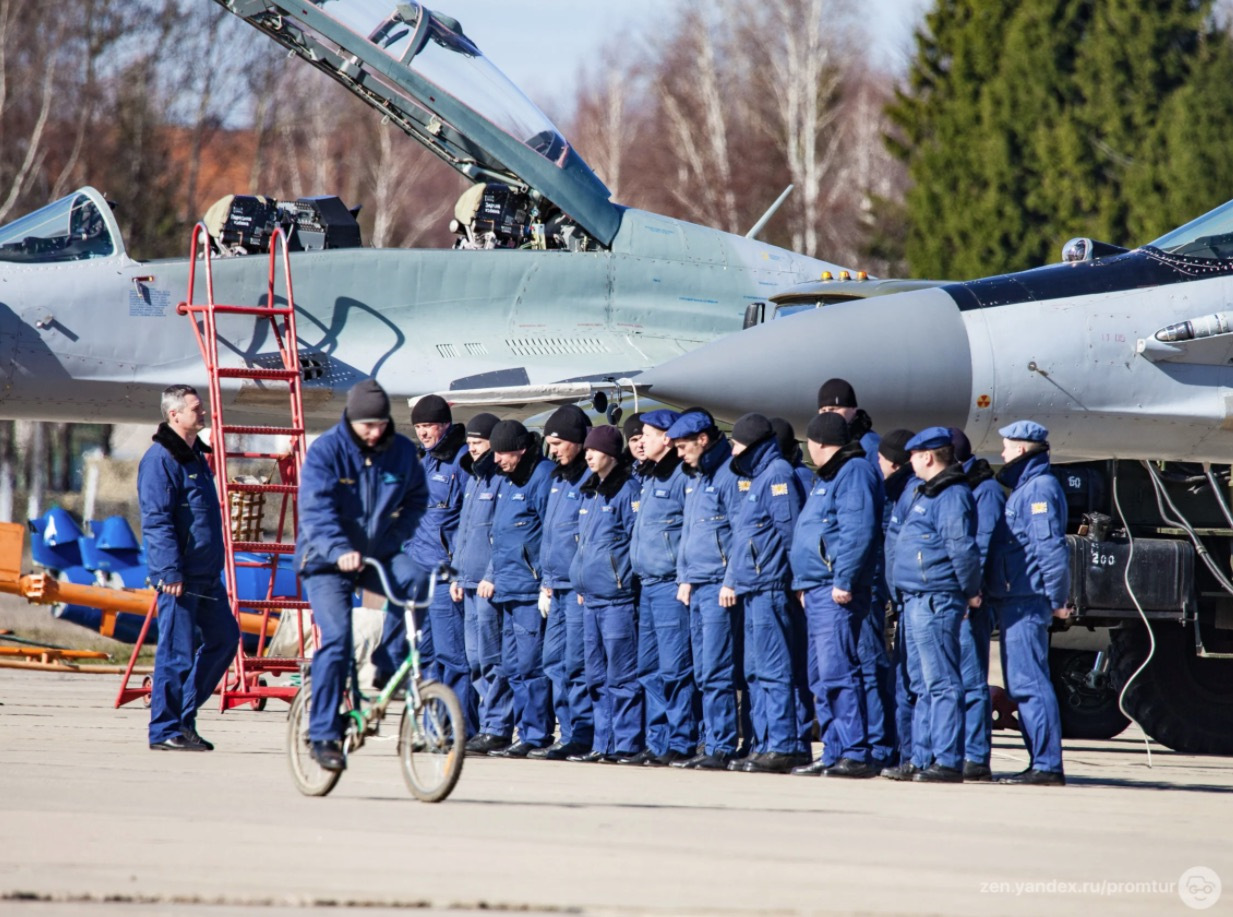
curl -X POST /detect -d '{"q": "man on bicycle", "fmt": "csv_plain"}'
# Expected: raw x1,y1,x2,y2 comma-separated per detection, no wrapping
296,379,428,772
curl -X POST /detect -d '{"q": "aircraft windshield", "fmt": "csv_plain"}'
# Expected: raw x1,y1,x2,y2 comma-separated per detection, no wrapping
1149,197,1233,260
0,191,117,264
315,0,569,165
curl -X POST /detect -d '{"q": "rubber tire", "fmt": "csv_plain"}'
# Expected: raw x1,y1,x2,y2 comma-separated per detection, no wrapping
1049,648,1130,740
398,680,465,803
286,683,343,797
1109,621,1233,755
141,674,153,708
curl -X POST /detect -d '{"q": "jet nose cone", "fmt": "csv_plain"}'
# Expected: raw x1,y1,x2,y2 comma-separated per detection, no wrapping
639,288,973,434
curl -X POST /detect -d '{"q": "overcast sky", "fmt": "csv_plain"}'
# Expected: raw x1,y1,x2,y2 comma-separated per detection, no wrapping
437,0,930,116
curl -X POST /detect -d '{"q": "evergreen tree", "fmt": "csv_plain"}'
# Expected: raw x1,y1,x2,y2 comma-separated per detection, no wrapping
887,0,1233,279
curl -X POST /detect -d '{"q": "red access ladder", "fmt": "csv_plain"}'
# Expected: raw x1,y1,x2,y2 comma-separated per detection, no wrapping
178,224,311,711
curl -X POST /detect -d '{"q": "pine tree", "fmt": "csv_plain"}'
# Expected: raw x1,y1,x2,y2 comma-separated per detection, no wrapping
886,0,1233,279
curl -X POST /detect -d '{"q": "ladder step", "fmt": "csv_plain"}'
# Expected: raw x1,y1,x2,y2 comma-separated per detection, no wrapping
185,304,295,317
217,368,299,380
229,482,298,494
238,599,311,610
222,425,305,437
232,541,296,554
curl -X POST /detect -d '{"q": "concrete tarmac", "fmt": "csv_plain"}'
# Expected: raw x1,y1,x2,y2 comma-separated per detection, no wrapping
1,670,1230,916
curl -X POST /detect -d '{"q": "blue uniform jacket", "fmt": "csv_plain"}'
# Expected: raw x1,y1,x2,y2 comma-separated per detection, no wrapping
296,415,428,577
405,423,469,570
570,462,640,604
539,454,589,590
678,435,739,585
887,465,982,599
790,442,884,592
986,450,1070,608
875,467,918,606
964,457,1007,572
850,409,881,472
630,451,687,584
138,424,226,586
484,447,554,602
723,438,804,593
453,451,500,588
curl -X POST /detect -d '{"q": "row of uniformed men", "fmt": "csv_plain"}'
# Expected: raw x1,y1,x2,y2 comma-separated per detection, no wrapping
296,378,1067,783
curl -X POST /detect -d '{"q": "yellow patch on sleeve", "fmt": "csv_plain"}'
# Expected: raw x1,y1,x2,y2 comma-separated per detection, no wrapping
771,483,789,496
1031,502,1048,514
738,480,751,492
632,501,641,512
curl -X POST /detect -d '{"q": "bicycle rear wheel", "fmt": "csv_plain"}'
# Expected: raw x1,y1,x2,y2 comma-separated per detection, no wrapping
287,681,344,797
398,680,464,802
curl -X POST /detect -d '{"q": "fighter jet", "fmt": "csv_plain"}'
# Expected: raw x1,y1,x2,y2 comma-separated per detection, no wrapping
640,201,1233,464
0,0,844,428
641,206,1233,755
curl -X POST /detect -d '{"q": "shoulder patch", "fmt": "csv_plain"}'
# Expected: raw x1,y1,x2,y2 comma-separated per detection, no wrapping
771,482,789,497
1031,501,1048,515
632,500,641,512
738,480,751,492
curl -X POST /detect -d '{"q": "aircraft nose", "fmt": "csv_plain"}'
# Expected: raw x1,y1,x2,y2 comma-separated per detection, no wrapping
639,287,974,435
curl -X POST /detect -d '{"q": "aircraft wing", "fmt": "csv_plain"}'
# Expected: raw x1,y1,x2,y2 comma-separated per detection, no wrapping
213,0,622,245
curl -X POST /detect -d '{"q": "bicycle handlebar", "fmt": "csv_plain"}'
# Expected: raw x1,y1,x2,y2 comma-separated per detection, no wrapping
359,557,452,610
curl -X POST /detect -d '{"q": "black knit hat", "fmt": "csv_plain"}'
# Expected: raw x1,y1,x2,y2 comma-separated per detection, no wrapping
584,425,624,458
731,412,773,447
950,427,973,463
878,428,915,466
807,412,849,447
411,394,452,425
466,412,500,440
544,405,591,444
770,417,798,457
622,412,645,440
346,379,390,422
490,419,529,453
817,378,858,409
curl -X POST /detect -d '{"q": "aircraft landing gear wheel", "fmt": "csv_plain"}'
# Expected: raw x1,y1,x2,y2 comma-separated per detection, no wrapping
141,675,153,708
1049,648,1130,740
286,682,343,797
398,680,464,803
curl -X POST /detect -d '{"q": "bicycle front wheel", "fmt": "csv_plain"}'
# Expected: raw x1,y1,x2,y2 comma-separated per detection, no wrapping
398,680,464,803
287,682,343,797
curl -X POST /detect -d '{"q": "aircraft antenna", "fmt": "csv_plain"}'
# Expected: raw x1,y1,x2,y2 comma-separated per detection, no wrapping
745,185,794,240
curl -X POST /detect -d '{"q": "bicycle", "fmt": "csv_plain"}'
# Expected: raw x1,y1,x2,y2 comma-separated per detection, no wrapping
286,558,465,802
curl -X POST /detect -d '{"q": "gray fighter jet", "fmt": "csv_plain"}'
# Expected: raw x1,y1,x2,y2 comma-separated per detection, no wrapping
642,210,1233,755
0,0,844,427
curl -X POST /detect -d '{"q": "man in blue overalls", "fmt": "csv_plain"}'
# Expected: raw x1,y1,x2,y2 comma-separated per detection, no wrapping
723,413,809,774
626,408,695,766
479,420,555,757
296,379,428,771
453,413,515,756
789,412,883,778
533,405,594,761
987,420,1068,786
951,427,1007,782
570,424,643,762
668,410,748,770
377,395,473,731
138,384,240,751
885,426,982,783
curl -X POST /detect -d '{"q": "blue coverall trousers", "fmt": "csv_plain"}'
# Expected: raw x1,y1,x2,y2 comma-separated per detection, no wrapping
994,597,1064,773
583,599,643,755
638,580,698,755
463,588,513,738
305,555,422,742
689,583,751,757
959,603,993,766
542,589,593,747
905,591,966,771
742,587,809,756
498,598,553,747
803,585,869,765
149,576,239,744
